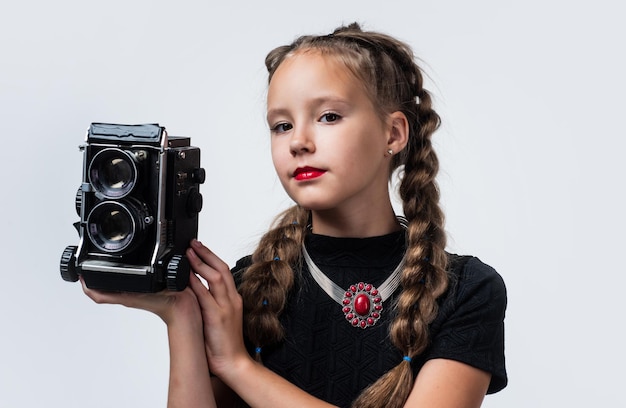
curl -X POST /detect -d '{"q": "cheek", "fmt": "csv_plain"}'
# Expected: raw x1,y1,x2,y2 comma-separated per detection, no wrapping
270,141,288,174
341,135,382,164
270,139,281,164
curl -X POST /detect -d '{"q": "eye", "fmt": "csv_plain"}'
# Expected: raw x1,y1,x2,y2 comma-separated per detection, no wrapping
320,112,341,123
271,122,293,134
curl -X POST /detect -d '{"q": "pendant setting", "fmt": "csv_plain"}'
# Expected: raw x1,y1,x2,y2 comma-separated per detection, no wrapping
342,282,383,329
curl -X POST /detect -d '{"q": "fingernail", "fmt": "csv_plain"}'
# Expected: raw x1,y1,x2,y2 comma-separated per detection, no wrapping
186,247,197,259
191,239,202,247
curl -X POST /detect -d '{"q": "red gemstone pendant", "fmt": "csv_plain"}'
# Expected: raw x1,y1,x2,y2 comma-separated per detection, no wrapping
342,282,382,329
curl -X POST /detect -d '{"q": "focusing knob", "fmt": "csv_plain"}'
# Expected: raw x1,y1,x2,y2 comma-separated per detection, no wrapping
192,168,206,184
75,187,82,216
166,254,190,291
187,188,203,215
60,245,79,282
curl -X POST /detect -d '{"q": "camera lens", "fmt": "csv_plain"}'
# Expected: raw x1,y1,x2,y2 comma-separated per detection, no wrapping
87,201,146,253
89,148,138,198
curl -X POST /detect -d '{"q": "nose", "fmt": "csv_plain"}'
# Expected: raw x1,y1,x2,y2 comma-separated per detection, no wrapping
289,126,315,156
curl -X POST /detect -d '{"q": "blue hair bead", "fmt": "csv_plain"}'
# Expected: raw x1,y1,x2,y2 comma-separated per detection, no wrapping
403,356,412,363
273,256,280,261
255,347,262,354
262,299,268,306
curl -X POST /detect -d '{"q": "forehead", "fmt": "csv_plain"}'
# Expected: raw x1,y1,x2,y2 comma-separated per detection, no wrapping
272,50,352,83
267,50,370,105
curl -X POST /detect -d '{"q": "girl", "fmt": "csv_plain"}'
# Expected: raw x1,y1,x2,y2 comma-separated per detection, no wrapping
83,23,507,408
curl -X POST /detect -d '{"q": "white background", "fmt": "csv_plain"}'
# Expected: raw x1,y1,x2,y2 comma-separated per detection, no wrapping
1,1,624,407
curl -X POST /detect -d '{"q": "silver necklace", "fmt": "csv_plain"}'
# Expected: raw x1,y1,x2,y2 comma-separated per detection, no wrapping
302,223,407,329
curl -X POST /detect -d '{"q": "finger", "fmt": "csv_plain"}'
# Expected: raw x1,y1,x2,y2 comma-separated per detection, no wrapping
190,239,229,271
188,241,237,294
189,271,218,310
186,247,233,307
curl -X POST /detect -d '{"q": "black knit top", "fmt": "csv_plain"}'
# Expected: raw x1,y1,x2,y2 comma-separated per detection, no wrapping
233,230,507,407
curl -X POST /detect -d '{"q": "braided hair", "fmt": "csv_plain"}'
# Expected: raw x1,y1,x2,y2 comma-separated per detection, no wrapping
239,23,448,408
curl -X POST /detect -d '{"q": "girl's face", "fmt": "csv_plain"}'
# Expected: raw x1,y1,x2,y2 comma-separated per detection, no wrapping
267,51,395,216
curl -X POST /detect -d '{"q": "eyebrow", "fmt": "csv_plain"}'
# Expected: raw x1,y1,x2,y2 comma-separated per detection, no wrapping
266,96,352,122
266,107,290,122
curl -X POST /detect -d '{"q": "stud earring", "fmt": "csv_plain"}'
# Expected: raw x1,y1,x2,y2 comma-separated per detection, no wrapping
387,149,394,156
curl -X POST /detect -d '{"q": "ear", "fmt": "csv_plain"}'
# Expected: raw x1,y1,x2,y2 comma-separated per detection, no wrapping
386,111,409,154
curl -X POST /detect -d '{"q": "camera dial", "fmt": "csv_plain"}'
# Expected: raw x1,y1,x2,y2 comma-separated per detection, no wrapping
60,246,79,282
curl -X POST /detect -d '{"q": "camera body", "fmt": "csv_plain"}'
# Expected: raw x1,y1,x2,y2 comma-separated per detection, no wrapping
60,123,205,292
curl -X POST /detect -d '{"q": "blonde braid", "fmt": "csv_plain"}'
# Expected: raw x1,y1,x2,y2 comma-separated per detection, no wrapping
393,86,448,350
238,206,309,357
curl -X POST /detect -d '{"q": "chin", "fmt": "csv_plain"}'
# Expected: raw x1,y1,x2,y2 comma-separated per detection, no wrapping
291,198,336,212
294,202,326,212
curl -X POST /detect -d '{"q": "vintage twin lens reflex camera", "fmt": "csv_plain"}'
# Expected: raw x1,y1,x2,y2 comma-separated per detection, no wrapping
60,123,205,292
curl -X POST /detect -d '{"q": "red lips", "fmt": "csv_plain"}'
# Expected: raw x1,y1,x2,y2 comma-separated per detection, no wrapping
293,166,326,181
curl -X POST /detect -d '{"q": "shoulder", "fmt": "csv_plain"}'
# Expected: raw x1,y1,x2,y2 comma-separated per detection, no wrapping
425,253,508,393
446,254,507,310
437,254,508,338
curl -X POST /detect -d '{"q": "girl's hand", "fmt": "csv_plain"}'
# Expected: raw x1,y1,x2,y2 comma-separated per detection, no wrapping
186,239,249,377
80,275,202,327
